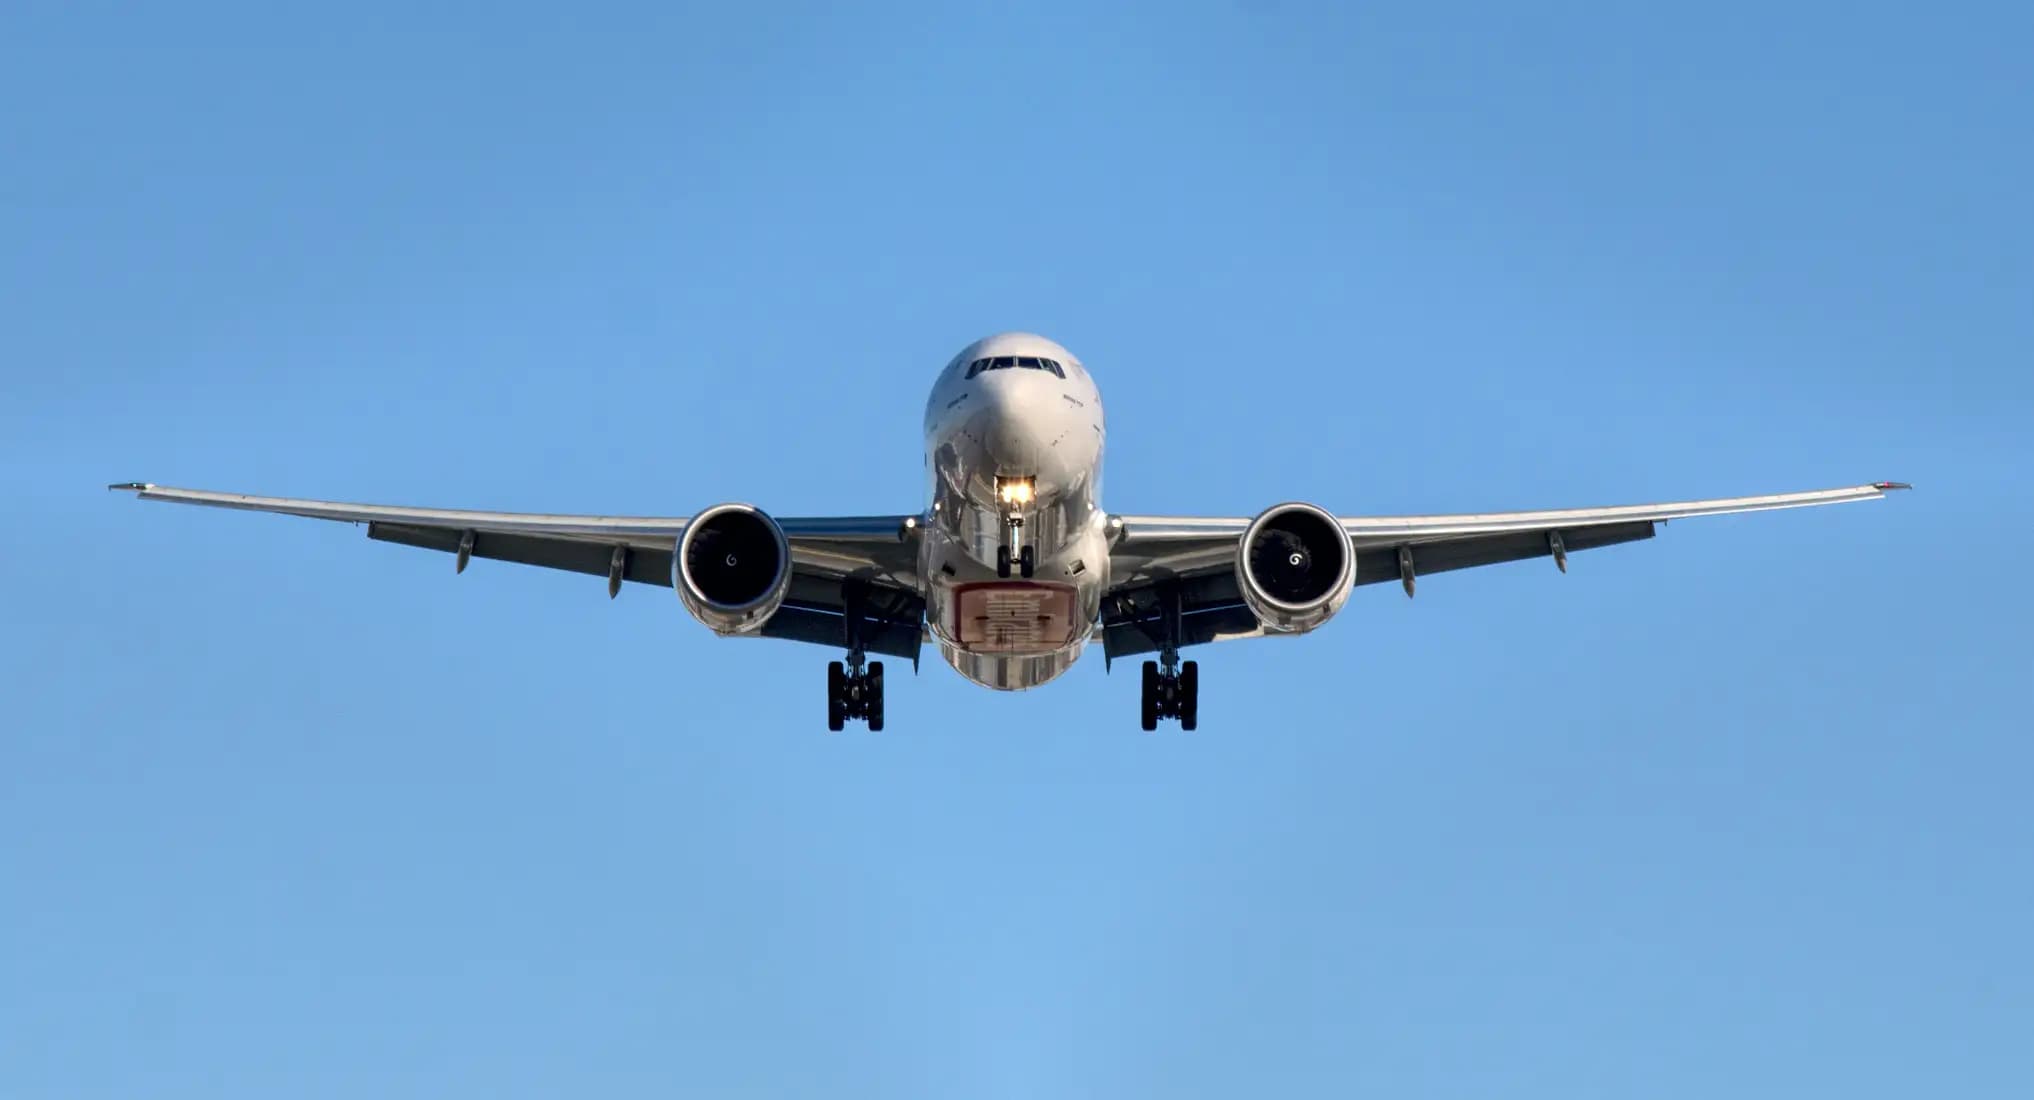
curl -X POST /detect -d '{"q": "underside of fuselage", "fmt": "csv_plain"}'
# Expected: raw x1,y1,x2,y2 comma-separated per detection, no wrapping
920,332,1109,690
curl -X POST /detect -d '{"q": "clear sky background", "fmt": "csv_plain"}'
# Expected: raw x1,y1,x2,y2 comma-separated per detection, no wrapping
4,2,2031,1097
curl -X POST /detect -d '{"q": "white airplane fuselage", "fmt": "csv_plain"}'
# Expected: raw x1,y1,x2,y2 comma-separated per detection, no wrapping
920,333,1109,690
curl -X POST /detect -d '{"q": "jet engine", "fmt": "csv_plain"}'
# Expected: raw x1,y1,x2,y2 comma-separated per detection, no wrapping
1236,502,1355,634
674,504,792,635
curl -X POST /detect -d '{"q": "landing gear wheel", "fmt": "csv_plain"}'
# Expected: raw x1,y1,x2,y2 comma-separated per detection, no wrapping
996,545,1012,579
826,661,846,732
866,662,885,732
1137,655,1202,731
1140,661,1159,731
1019,544,1036,578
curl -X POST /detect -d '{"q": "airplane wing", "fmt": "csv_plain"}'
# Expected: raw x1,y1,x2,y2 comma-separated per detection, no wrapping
110,483,927,660
1100,482,1908,663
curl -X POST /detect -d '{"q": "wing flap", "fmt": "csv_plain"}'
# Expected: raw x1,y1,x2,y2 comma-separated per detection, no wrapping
1101,604,1261,662
367,522,676,587
759,605,924,660
1354,520,1654,585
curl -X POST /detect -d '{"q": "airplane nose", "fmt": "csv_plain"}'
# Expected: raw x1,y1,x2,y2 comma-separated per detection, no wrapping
971,374,1049,470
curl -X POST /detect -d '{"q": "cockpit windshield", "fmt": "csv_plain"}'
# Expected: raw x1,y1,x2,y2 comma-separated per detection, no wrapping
964,355,1066,380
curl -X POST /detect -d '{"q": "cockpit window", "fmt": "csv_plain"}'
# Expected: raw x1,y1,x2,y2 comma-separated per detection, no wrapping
963,355,1067,380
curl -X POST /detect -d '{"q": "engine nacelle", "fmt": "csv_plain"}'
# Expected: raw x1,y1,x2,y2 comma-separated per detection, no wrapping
1236,502,1355,634
674,503,792,635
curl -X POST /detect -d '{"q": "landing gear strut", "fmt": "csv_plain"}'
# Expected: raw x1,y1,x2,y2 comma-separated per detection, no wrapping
1137,581,1199,731
996,515,1035,579
826,581,885,732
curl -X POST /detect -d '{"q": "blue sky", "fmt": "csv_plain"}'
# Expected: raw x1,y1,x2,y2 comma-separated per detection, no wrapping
4,2,2030,1096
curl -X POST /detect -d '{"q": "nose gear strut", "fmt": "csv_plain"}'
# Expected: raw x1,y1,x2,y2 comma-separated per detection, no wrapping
996,513,1035,578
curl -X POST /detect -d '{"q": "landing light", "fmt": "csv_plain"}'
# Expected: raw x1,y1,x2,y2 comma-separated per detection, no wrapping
997,477,1035,506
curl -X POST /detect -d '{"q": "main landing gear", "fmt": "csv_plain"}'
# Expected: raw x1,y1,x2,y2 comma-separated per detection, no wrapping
1141,656,1198,731
1137,580,1198,731
825,578,886,731
827,656,884,732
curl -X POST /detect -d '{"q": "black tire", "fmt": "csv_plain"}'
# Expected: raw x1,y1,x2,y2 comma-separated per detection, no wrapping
1019,544,1036,578
826,661,846,732
1140,660,1159,731
866,662,885,731
1179,660,1199,731
996,545,1011,578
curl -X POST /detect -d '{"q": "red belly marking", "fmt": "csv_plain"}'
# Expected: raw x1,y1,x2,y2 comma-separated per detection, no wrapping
951,581,1081,654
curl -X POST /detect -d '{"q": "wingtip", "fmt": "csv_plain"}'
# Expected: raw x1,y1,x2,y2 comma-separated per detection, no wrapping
108,481,155,492
1873,481,1913,492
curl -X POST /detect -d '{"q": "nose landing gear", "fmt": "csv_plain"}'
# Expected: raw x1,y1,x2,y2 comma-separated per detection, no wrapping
996,544,1037,579
996,515,1036,579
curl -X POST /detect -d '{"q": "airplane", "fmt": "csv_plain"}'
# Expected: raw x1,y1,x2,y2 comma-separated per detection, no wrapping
112,331,1907,731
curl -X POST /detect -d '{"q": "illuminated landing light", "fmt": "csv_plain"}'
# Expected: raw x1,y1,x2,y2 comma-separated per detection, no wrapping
997,477,1035,506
